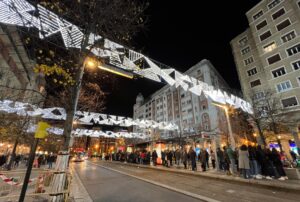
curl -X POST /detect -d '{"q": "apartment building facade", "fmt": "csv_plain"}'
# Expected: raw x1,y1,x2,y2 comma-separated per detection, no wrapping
133,59,233,147
0,25,45,105
231,0,300,148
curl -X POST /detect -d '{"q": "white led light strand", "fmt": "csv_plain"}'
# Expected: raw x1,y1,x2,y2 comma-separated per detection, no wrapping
0,0,253,114
0,100,179,131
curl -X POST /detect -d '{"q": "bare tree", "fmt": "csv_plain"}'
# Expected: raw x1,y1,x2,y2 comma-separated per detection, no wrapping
247,90,289,150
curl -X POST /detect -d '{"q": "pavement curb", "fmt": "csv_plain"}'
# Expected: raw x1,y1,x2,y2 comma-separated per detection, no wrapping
70,165,93,202
89,162,220,202
101,160,300,192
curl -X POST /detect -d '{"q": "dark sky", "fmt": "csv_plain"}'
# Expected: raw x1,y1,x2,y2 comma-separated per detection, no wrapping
104,0,261,117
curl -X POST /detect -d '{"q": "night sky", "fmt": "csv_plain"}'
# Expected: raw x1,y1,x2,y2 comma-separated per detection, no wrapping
104,0,261,117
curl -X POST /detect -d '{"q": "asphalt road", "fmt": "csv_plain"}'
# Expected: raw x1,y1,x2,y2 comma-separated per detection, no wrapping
73,161,203,202
81,160,300,202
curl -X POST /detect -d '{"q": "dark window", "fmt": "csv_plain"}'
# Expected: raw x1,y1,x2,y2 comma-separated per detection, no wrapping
298,1,300,8
239,37,248,46
253,10,263,20
241,47,250,55
276,19,291,31
260,31,272,41
281,31,296,43
247,68,257,76
250,79,261,88
272,67,286,78
272,8,285,20
244,57,254,65
267,54,281,65
292,60,300,70
256,20,267,30
286,43,300,56
281,97,298,108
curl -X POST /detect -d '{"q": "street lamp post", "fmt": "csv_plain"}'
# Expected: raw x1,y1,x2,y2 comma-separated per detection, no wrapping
213,103,236,149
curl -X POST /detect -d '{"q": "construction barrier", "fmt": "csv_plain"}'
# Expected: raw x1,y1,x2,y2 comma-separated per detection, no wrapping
0,168,71,202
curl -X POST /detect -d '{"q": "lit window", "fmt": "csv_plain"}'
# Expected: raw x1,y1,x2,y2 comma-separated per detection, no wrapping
272,67,286,78
281,31,296,43
276,81,292,92
263,42,277,53
281,97,298,108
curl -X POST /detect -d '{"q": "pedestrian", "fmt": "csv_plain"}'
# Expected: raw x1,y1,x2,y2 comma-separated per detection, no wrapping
223,146,231,175
205,149,209,169
210,150,216,169
189,147,197,171
152,150,158,166
47,154,55,169
248,145,260,179
161,150,166,166
217,147,225,171
226,146,236,175
167,150,173,167
199,148,207,171
270,148,288,180
14,155,21,168
182,149,188,169
290,150,297,162
175,149,181,167
37,155,43,168
238,145,251,179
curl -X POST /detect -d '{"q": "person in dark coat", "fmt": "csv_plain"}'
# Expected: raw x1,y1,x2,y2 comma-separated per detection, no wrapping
167,150,173,167
161,151,166,166
182,149,188,169
152,150,158,166
217,147,225,171
270,148,287,180
189,147,197,171
199,149,207,171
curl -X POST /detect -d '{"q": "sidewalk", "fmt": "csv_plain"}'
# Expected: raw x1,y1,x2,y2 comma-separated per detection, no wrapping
102,160,300,192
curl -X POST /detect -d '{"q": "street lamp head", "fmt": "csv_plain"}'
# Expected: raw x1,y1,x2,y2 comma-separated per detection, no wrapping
85,57,98,69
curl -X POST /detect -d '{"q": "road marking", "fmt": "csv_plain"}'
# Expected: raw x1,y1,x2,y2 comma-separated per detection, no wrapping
88,161,221,202
226,189,235,194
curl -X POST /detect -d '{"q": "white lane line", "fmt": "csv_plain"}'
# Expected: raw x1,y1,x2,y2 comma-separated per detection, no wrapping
88,161,220,202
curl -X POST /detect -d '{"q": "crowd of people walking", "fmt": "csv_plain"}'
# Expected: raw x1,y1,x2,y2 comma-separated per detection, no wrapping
106,144,299,181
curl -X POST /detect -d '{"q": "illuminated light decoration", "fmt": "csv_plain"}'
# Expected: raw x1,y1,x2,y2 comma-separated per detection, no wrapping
0,0,253,114
98,64,134,79
26,124,147,139
189,85,203,96
0,100,179,131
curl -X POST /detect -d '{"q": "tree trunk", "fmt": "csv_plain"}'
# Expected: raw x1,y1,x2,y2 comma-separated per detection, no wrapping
7,137,19,170
256,120,266,147
51,53,86,202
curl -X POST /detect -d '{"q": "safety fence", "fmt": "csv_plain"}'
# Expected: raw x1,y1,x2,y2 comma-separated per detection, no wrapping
0,168,71,202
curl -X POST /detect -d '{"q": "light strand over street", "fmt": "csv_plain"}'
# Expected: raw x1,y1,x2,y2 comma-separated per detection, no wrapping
0,0,253,114
0,99,179,131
